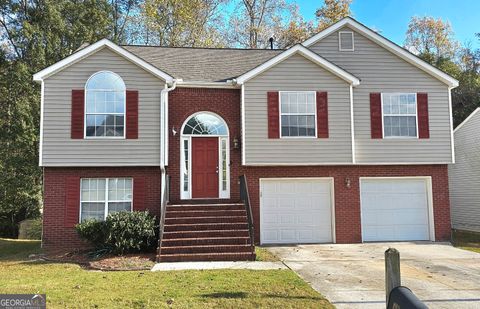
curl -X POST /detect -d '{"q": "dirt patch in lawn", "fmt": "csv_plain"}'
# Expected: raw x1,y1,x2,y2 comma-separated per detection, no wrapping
39,250,156,271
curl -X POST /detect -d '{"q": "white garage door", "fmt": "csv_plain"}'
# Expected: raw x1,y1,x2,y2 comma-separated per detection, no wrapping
360,178,431,242
260,178,333,244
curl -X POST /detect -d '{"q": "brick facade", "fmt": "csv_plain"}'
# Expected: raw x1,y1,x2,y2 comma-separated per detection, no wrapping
42,87,451,251
42,167,161,251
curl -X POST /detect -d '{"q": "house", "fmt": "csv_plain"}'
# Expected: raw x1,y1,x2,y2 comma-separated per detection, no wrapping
449,108,480,233
34,17,458,261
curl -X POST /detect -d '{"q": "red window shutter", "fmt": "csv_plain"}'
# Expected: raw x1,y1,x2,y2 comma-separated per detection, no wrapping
126,90,139,139
133,177,146,211
267,92,280,138
316,91,329,138
64,176,80,227
71,90,85,139
417,93,430,139
370,93,383,139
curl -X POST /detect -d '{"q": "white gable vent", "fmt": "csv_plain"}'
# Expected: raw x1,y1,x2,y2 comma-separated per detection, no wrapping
339,31,354,51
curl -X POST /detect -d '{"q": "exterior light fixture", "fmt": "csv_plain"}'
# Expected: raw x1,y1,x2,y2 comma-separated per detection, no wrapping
345,177,351,189
233,138,239,149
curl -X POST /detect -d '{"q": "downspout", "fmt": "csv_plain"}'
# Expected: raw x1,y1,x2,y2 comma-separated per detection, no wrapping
160,80,177,203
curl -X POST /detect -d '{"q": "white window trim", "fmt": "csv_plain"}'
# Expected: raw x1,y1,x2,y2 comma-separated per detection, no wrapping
84,71,126,139
338,31,354,51
180,111,230,200
381,93,419,139
279,91,317,139
79,177,133,222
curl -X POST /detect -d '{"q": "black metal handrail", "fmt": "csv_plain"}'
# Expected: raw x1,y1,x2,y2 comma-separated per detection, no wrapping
157,174,170,261
239,175,255,248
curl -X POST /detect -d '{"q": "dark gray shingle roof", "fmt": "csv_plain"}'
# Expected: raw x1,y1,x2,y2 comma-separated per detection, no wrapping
122,45,283,82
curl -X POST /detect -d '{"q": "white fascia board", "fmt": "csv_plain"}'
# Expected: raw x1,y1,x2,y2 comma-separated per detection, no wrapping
33,39,174,83
303,17,459,88
235,44,360,86
453,107,480,134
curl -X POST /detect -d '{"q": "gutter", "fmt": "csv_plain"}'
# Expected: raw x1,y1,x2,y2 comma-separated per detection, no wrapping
160,79,178,203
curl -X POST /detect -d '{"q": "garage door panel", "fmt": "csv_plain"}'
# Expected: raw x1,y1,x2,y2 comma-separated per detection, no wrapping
361,178,430,242
261,179,333,244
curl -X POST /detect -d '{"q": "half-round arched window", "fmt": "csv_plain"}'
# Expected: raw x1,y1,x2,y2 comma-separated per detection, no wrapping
85,71,126,137
182,113,228,135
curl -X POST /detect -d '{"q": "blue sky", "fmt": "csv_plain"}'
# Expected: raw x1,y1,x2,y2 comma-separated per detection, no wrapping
294,0,480,48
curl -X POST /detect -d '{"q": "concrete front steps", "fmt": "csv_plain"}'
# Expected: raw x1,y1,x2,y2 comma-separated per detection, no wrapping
157,203,256,262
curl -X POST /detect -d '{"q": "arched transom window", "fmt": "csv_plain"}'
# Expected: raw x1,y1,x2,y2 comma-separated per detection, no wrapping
182,113,228,135
85,71,126,137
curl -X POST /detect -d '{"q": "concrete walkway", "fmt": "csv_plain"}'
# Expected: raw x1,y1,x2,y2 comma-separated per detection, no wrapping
267,242,480,309
151,261,286,271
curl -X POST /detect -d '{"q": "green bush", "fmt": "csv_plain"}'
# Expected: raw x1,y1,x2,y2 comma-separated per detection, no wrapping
75,219,107,248
17,218,43,240
75,211,157,254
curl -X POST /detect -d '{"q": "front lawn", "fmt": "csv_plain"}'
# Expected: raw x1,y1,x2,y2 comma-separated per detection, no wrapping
452,229,480,254
0,238,332,308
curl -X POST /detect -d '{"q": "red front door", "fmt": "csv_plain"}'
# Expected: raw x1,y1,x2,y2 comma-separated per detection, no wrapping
192,137,219,198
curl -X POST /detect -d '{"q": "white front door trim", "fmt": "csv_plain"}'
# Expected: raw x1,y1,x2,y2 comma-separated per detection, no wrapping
359,176,435,242
180,112,230,200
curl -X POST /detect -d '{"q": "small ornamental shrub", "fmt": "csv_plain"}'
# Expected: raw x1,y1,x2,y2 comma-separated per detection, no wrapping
105,211,157,254
75,211,157,255
75,219,107,248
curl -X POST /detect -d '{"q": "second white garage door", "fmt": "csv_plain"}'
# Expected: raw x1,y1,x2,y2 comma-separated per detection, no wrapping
360,178,432,242
260,178,334,244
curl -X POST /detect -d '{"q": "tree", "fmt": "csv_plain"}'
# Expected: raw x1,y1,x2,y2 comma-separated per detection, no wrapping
275,5,314,48
227,0,290,48
404,16,459,62
110,0,142,43
0,0,114,237
141,0,227,47
315,0,351,31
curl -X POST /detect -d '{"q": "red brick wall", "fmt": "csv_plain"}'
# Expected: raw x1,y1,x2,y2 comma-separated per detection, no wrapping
168,88,242,203
42,167,161,251
243,165,451,244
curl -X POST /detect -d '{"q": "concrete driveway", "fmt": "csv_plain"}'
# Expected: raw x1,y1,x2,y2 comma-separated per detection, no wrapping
267,243,480,309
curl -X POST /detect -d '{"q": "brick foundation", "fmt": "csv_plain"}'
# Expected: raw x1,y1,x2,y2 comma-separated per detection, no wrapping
42,167,161,251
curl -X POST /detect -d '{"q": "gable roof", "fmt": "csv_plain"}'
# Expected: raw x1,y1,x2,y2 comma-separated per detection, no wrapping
122,46,283,82
303,17,459,88
33,39,174,83
235,44,360,86
454,108,480,133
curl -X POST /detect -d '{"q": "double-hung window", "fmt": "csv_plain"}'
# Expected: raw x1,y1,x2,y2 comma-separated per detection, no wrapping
85,71,126,138
382,93,417,138
280,91,316,137
80,178,132,222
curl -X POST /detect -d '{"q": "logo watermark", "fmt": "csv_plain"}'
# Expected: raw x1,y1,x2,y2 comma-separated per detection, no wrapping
0,294,46,309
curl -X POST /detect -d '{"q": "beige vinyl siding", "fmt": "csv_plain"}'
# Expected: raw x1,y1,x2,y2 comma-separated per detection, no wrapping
42,47,165,166
449,110,480,233
309,26,453,164
243,53,352,165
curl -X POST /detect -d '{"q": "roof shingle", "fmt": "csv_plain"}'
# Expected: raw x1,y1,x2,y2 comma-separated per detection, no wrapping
122,45,283,82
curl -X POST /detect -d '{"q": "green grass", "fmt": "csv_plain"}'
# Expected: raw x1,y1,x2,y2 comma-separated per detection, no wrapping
0,238,332,308
452,229,480,254
255,247,279,262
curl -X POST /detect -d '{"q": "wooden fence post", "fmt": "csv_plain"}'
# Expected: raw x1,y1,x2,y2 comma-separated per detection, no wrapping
385,248,401,307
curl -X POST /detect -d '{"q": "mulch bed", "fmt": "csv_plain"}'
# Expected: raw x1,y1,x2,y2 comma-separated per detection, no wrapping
32,250,156,271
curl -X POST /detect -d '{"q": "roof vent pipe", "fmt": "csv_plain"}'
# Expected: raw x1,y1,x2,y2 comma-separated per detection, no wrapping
269,37,274,50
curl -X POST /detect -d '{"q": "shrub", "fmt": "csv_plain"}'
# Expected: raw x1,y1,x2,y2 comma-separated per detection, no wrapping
75,219,108,248
75,211,157,255
17,218,43,240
